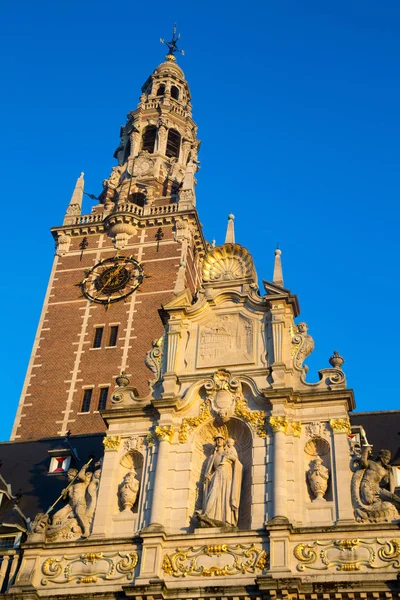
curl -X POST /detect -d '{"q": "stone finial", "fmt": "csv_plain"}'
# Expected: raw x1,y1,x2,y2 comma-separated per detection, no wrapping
225,214,235,244
273,248,284,287
65,172,84,217
329,350,344,369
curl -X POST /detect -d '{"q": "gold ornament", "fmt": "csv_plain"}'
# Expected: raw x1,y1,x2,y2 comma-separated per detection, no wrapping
41,551,138,585
329,418,351,435
291,421,302,437
235,397,266,438
269,416,288,434
155,425,175,443
103,435,121,451
162,543,267,578
294,538,400,572
178,400,212,443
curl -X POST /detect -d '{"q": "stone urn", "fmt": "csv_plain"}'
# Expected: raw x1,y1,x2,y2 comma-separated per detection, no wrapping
118,470,139,512
307,456,329,500
329,350,344,369
116,371,130,388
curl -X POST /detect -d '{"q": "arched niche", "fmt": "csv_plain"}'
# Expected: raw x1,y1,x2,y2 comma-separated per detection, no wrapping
189,417,252,530
119,450,144,514
304,437,332,502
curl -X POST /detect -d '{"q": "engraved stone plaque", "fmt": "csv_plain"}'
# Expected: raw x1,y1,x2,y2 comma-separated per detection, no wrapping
197,314,254,368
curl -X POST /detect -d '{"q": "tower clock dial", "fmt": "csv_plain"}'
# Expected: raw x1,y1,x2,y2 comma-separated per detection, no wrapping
81,256,144,304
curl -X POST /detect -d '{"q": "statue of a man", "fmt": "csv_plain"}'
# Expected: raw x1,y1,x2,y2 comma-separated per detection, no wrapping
197,434,243,528
359,447,400,508
51,465,91,538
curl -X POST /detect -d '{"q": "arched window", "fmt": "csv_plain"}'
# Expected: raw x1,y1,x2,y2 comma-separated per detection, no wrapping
171,85,179,100
166,129,181,159
130,192,146,207
141,126,157,153
156,84,165,96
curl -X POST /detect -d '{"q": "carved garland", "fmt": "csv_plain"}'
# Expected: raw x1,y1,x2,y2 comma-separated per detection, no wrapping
294,539,400,572
41,551,139,585
162,543,268,577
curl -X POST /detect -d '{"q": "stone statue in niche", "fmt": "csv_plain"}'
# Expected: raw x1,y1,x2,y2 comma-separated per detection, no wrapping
197,434,243,529
351,445,400,523
118,469,140,512
45,460,102,541
307,455,329,500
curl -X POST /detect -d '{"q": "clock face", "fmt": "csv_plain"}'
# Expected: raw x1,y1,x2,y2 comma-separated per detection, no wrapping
81,256,144,305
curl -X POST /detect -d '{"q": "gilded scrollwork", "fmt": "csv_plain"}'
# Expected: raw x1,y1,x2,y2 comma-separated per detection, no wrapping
178,378,267,444
329,418,351,435
234,397,266,438
154,425,175,443
41,551,139,585
294,538,400,572
103,436,122,451
178,399,212,443
291,422,302,437
162,543,267,577
269,416,288,434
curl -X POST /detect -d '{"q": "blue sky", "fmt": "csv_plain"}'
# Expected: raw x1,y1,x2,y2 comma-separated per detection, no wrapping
1,1,399,440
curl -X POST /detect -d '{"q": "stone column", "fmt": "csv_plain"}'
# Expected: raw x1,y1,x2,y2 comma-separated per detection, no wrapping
330,418,355,523
145,425,174,532
269,416,289,524
162,321,181,397
270,303,286,388
0,556,10,591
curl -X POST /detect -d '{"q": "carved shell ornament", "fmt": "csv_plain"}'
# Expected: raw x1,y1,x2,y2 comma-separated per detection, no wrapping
202,244,256,284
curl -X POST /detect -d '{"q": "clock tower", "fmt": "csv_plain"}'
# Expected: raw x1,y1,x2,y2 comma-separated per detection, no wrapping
12,45,205,440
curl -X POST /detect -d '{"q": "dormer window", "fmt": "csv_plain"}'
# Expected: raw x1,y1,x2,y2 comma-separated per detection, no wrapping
156,84,165,96
171,85,179,100
166,129,181,159
49,455,71,474
142,126,157,153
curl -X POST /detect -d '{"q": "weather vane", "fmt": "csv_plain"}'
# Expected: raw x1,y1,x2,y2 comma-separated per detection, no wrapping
160,23,185,61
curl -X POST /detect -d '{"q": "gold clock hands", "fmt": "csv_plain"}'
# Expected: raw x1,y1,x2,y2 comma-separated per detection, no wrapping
93,260,127,300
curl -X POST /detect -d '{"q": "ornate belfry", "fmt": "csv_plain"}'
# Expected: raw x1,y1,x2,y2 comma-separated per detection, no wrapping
5,28,400,600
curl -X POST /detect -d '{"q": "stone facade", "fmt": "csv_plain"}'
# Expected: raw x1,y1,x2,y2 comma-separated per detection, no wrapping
3,43,400,600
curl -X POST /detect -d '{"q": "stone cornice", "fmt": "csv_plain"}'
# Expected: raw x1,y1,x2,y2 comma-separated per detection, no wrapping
51,206,206,257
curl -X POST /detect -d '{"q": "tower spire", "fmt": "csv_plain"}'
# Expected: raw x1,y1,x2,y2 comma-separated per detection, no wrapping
225,213,235,244
273,247,284,287
65,172,84,217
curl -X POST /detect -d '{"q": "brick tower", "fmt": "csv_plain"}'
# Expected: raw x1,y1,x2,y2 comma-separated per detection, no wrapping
12,47,205,440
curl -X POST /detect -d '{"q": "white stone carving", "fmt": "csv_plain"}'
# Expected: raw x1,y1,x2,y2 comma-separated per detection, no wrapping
55,233,71,256
305,421,327,439
197,435,243,528
118,470,140,512
204,369,242,423
307,456,330,500
123,436,144,454
45,461,102,542
197,314,254,368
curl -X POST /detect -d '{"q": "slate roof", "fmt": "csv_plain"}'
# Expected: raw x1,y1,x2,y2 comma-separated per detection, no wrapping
350,410,400,465
0,433,105,535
